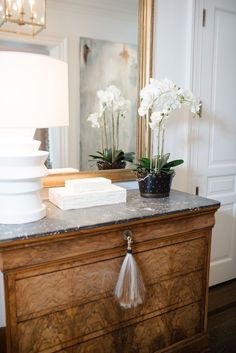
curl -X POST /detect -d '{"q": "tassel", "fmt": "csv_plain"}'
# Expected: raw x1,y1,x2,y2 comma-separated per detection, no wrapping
115,234,145,309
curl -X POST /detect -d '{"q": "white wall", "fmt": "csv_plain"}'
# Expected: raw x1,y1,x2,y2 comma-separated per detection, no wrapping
46,0,137,42
153,0,195,192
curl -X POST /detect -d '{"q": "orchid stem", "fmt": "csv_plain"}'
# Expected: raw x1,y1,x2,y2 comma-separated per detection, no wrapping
116,111,120,151
156,124,161,173
111,103,115,162
161,128,165,156
150,131,153,171
103,112,108,151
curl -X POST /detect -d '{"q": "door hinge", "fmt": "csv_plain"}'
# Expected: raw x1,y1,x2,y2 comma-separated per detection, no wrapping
195,186,199,196
202,9,206,27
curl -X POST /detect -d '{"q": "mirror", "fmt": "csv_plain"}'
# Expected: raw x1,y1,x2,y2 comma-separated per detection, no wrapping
0,0,155,185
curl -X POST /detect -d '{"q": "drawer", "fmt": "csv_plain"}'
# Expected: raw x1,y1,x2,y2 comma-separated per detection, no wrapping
56,302,201,353
1,212,212,272
17,271,203,353
16,237,205,319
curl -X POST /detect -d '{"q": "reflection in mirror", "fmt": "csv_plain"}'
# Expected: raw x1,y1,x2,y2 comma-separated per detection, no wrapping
78,1,138,171
0,0,154,186
0,0,140,174
55,0,138,173
0,40,53,168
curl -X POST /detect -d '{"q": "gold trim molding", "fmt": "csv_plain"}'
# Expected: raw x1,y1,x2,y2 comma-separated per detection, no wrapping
43,169,135,188
138,0,155,159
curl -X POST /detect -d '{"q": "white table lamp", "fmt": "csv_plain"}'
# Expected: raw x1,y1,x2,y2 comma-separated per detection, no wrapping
0,51,69,224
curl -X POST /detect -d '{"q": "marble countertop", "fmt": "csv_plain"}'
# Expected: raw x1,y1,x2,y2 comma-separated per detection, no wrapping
0,190,220,244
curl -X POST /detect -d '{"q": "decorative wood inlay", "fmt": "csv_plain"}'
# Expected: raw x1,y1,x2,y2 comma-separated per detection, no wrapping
15,238,204,319
17,272,202,352
46,303,201,353
0,330,210,353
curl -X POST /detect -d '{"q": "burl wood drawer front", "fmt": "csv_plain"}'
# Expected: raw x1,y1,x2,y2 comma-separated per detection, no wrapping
0,212,213,272
17,271,203,352
56,302,201,353
16,237,205,319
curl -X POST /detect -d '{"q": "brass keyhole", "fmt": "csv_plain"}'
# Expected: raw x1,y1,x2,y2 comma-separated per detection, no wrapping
123,229,133,240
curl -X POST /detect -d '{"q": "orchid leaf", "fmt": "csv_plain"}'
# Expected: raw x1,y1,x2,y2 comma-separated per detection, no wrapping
134,155,184,175
89,148,134,164
158,153,170,169
164,159,184,168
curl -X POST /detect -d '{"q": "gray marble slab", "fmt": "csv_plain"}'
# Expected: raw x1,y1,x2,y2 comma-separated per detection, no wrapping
0,190,220,244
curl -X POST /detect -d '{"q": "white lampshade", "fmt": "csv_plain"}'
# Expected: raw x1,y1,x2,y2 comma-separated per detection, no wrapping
0,51,69,225
0,51,69,128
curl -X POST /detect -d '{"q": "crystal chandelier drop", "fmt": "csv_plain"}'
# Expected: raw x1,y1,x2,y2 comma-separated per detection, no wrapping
0,0,46,37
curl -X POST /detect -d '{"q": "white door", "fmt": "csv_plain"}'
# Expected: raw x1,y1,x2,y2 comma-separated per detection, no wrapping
190,0,236,285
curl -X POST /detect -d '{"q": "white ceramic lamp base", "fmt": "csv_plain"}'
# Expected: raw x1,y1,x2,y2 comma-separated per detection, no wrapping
0,151,48,224
0,52,69,225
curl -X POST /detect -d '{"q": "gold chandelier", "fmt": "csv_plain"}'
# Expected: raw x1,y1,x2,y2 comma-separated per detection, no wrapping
0,0,46,37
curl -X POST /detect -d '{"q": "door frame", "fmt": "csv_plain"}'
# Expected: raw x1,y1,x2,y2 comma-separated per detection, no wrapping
187,0,206,195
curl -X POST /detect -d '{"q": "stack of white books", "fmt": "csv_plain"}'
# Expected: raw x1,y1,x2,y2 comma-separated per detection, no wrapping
49,177,127,210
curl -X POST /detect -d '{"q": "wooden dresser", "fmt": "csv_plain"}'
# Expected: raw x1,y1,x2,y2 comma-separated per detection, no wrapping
0,190,219,353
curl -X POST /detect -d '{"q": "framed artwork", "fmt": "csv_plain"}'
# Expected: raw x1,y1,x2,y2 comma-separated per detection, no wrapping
80,37,138,171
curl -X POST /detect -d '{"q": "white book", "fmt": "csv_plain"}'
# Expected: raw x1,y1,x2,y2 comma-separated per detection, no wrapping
49,182,126,211
65,177,111,193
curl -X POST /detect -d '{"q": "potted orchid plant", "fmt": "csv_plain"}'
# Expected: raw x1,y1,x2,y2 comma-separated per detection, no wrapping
136,78,201,197
88,85,135,170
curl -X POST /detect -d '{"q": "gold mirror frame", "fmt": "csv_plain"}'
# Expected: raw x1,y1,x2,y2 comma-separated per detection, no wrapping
43,0,155,188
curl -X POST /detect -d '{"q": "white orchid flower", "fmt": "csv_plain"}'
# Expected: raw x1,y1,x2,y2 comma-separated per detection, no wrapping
97,89,114,108
107,85,121,101
138,106,147,117
149,111,163,130
138,92,155,116
170,98,182,110
97,89,106,102
137,78,201,174
182,89,194,103
114,99,130,117
138,78,201,120
190,98,201,115
87,112,101,128
88,83,131,151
